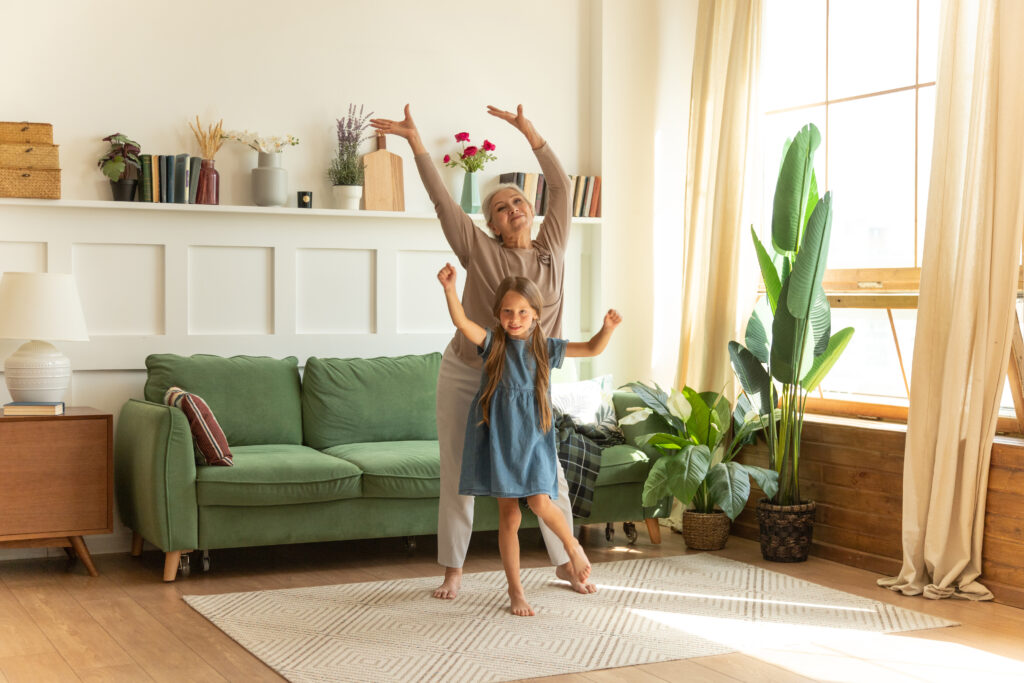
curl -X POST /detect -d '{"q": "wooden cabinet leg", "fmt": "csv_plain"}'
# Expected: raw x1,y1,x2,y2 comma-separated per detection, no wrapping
163,551,181,582
131,531,144,557
68,536,99,577
645,518,662,544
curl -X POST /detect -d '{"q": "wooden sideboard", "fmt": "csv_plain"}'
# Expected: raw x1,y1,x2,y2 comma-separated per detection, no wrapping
0,407,113,576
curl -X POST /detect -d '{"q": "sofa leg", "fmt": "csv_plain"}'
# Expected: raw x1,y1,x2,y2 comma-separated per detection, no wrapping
163,551,181,582
645,518,662,544
131,531,144,557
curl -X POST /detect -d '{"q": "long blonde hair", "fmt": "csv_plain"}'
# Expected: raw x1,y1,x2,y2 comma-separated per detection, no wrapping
478,276,552,432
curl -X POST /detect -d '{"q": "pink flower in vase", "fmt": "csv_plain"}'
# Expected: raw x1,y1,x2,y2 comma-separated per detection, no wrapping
443,154,451,163
454,132,470,142
482,140,495,152
464,146,478,157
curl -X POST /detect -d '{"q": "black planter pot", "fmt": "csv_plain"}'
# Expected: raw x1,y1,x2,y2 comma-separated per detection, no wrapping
110,179,137,201
756,499,816,562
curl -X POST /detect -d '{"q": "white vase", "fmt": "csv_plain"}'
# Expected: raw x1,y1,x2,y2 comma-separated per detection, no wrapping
332,184,362,210
252,151,287,206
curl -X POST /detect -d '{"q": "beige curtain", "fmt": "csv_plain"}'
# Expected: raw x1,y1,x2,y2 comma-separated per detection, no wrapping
879,0,1024,601
676,0,762,393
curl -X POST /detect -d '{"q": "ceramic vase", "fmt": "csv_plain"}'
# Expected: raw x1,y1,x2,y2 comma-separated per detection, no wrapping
332,184,362,210
194,159,219,205
252,151,287,206
460,170,480,214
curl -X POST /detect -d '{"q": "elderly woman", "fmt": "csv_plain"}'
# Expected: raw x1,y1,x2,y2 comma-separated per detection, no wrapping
370,104,595,599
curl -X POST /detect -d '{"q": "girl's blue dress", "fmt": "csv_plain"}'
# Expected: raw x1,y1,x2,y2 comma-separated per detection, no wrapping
459,328,567,499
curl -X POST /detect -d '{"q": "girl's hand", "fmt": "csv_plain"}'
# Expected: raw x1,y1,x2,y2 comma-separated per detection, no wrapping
603,309,622,331
437,262,457,291
370,104,420,141
487,104,544,149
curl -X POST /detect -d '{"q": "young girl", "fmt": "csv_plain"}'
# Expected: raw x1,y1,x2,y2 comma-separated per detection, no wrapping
437,263,622,616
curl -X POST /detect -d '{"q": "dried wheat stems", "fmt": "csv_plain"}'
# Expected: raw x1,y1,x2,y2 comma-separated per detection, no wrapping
189,116,224,160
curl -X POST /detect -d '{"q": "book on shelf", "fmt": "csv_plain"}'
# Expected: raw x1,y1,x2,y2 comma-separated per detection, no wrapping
514,172,525,189
173,153,189,203
523,173,538,207
188,156,202,204
164,155,176,204
588,176,601,217
152,154,161,202
498,172,517,186
3,401,65,416
535,174,546,215
572,175,586,217
583,175,595,218
139,154,153,202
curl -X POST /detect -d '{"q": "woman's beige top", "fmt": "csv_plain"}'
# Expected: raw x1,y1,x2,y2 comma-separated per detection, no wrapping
416,143,572,369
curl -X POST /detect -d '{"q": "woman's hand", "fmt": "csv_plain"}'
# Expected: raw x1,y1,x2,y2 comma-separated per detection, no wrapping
437,262,457,292
487,104,545,150
371,105,426,155
603,309,623,331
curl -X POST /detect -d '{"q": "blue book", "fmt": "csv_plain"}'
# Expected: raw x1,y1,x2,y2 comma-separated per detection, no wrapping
3,401,65,415
158,155,168,202
163,155,175,204
174,153,188,203
188,156,202,203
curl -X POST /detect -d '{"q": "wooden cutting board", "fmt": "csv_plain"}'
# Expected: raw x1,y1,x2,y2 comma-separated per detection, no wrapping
363,132,404,211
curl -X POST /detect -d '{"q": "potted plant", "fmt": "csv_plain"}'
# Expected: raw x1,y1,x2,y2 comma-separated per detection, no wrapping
729,122,854,562
620,382,778,550
98,133,141,201
328,104,373,210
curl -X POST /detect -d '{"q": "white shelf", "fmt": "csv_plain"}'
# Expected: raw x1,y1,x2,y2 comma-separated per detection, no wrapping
0,197,603,224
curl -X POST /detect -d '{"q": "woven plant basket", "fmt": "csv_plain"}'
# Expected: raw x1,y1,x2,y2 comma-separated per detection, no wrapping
756,499,816,562
681,510,731,550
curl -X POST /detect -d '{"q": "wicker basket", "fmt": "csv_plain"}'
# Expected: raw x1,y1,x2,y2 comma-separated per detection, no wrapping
0,121,53,144
681,511,731,550
756,499,816,562
0,143,59,169
0,168,61,199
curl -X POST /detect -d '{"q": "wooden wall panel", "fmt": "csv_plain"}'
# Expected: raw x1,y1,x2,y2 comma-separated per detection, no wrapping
733,418,1024,609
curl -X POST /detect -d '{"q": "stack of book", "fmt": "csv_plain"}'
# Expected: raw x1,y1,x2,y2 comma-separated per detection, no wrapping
137,154,203,203
497,172,601,218
2,401,65,416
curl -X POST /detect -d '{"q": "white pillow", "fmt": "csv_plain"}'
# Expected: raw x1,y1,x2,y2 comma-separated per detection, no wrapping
552,375,615,426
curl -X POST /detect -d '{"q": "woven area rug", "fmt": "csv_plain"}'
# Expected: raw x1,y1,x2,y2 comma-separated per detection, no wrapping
184,554,956,682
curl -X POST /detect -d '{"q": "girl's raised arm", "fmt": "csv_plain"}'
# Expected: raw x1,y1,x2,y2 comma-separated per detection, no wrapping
438,263,487,347
566,309,622,358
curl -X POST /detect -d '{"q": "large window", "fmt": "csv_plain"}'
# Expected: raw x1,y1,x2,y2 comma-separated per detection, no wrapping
756,0,1021,425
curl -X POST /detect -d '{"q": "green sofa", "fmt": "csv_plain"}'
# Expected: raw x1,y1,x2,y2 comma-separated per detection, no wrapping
114,353,668,581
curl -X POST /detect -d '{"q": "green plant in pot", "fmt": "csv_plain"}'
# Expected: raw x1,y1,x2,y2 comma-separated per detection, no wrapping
98,133,141,201
728,122,854,562
620,382,778,550
328,104,373,210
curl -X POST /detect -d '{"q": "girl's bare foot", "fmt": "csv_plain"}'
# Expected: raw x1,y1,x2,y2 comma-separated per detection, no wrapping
432,566,462,599
556,563,597,594
509,589,535,616
566,540,591,583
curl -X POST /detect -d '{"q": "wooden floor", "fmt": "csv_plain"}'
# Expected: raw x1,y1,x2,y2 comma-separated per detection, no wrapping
1,526,1023,682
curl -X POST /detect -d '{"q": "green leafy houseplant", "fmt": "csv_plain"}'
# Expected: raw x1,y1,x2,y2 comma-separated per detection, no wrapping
328,104,373,186
97,133,141,182
621,382,778,522
729,123,854,507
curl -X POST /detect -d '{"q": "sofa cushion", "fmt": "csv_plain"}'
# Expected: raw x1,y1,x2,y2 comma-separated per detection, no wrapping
302,353,442,449
612,390,673,449
324,441,440,498
594,444,652,486
195,444,362,506
145,354,302,447
164,387,233,466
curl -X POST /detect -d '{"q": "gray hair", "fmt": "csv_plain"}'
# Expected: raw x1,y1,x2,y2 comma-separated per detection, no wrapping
482,183,531,230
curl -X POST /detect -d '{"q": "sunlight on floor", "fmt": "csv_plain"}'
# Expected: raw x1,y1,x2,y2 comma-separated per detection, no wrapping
594,583,876,612
631,608,1024,682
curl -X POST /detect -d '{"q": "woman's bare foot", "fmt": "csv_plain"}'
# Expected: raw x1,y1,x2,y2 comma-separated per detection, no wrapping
432,566,462,599
509,589,535,616
556,563,597,594
566,540,591,583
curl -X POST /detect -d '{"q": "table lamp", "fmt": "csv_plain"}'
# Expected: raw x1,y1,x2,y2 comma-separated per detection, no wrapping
0,272,89,403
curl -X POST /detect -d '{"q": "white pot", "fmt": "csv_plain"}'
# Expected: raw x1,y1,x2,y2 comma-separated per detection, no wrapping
332,184,362,210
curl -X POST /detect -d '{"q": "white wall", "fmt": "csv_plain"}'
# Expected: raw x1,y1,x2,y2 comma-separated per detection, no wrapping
0,0,699,560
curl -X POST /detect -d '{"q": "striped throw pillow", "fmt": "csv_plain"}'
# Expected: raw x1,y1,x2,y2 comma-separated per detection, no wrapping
164,386,233,466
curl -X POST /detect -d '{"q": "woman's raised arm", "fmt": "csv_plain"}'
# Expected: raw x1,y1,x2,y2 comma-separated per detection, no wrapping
487,104,545,150
370,104,427,156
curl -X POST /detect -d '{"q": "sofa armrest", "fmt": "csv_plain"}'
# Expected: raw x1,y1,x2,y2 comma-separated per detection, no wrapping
115,399,198,551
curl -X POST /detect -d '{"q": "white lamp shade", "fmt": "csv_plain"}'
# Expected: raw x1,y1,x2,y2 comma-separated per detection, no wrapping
0,272,89,341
